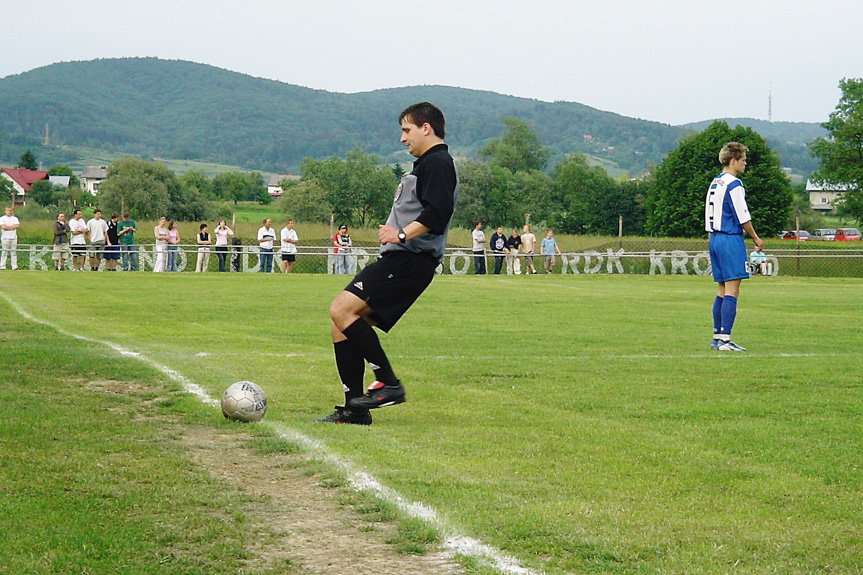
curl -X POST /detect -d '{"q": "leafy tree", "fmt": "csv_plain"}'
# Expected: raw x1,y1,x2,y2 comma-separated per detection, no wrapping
96,157,211,220
392,163,406,180
550,153,618,234
212,171,269,205
300,149,396,226
18,149,38,170
646,121,793,237
454,160,521,229
1,177,17,205
180,170,214,200
588,178,649,236
275,179,331,224
809,78,863,222
47,165,80,188
478,116,551,173
27,180,68,208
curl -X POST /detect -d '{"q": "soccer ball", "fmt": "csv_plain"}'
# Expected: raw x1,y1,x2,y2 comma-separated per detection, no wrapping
221,381,268,422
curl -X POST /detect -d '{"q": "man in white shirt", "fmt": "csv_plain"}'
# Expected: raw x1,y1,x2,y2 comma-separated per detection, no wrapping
257,218,276,273
0,206,20,270
280,218,299,273
86,209,109,271
521,224,537,274
471,221,486,275
68,209,89,271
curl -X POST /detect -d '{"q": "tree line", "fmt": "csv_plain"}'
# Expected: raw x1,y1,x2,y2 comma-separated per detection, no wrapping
14,78,863,236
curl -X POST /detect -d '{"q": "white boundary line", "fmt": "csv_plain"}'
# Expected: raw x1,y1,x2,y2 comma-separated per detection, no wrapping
0,291,543,575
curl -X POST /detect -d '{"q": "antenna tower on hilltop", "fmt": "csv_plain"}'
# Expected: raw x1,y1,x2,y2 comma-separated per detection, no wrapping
768,85,773,123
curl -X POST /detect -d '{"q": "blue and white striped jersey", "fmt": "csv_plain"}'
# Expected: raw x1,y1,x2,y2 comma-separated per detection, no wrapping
705,172,750,234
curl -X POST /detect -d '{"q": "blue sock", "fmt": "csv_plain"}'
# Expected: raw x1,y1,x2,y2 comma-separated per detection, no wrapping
720,295,738,337
712,296,723,336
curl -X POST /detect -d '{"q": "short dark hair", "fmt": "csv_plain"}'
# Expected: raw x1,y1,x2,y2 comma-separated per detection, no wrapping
200,223,208,230
399,102,445,139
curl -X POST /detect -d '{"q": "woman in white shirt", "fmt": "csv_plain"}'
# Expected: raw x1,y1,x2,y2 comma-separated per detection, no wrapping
153,217,168,272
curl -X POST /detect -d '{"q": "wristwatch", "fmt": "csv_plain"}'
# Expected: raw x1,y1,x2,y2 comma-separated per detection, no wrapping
397,229,407,243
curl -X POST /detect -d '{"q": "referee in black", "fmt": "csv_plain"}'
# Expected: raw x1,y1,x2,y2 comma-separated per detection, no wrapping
316,102,458,425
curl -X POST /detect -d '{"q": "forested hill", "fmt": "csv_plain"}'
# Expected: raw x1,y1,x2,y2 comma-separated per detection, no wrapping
0,57,824,175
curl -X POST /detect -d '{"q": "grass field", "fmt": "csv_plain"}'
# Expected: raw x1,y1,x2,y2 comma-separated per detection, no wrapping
1,271,862,574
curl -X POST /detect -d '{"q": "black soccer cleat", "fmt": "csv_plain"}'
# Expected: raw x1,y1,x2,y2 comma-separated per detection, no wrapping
348,380,406,410
314,406,372,425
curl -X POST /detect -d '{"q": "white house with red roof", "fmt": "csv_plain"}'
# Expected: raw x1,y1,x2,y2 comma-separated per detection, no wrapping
1,168,49,205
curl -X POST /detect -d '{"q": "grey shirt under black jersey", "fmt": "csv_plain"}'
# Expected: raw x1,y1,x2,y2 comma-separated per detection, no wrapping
380,145,458,261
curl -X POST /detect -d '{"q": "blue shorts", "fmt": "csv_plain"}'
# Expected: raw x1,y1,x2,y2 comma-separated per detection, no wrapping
709,233,748,283
104,245,120,260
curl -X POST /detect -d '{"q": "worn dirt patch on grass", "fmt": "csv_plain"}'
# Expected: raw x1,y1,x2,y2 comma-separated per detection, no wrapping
180,426,463,575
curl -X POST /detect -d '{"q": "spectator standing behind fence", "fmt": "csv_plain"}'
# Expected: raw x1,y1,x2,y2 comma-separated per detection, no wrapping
166,220,180,272
153,217,168,273
52,212,70,271
0,206,20,270
117,212,137,271
69,209,88,271
86,209,108,272
506,227,522,275
280,218,299,273
540,228,562,274
214,219,233,272
471,221,486,275
521,224,537,274
103,212,120,272
257,218,276,273
333,224,354,275
489,225,507,275
196,223,211,272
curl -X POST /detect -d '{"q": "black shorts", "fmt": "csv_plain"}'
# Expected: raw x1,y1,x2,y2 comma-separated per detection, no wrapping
343,251,438,332
71,244,87,255
281,254,296,262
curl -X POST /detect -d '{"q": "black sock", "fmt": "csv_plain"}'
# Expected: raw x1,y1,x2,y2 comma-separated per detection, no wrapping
341,318,398,385
334,340,365,405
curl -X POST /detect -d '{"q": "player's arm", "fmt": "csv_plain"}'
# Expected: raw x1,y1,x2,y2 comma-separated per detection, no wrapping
379,221,430,245
741,221,763,249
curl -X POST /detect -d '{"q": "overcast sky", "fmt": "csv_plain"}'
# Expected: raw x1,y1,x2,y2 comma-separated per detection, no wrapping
4,0,861,126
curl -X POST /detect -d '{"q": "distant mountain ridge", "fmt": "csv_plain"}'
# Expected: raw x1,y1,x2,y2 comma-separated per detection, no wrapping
0,58,825,175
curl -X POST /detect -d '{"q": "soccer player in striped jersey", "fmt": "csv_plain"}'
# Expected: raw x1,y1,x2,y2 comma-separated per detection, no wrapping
705,142,763,351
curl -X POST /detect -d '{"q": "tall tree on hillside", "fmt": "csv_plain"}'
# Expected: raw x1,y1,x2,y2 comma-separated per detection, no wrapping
809,78,863,222
478,116,551,174
18,149,38,170
646,121,793,237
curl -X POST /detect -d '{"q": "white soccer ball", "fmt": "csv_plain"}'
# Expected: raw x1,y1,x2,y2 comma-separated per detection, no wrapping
221,381,268,422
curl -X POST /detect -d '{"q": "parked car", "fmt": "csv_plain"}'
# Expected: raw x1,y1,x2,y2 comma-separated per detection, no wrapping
834,227,862,241
782,230,810,240
810,228,836,241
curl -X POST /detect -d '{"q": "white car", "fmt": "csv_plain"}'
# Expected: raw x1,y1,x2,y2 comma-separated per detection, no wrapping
810,228,836,241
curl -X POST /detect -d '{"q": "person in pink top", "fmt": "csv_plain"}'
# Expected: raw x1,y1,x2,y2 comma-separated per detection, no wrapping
166,220,180,272
213,219,234,272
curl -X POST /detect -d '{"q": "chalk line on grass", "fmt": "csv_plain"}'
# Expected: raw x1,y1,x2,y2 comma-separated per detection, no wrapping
1,291,542,575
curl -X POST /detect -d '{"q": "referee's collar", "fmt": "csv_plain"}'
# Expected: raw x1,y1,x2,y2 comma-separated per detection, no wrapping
414,143,448,164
